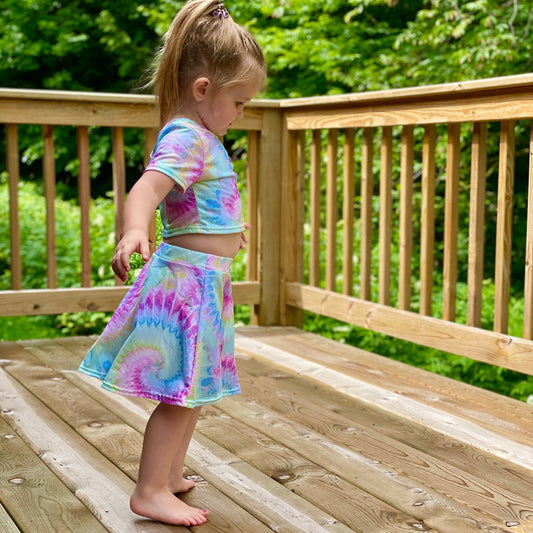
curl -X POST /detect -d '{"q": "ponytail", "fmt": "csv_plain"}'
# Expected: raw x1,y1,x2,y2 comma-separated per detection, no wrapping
149,0,266,126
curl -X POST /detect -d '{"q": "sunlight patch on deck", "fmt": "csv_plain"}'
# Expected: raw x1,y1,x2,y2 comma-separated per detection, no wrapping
235,333,533,471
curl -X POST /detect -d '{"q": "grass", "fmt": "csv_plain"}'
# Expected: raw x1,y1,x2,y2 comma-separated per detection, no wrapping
0,315,64,342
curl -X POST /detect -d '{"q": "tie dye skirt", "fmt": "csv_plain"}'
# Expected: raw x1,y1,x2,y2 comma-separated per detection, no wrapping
78,243,240,408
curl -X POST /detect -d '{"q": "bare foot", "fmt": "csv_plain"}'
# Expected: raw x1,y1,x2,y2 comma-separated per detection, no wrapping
170,476,196,494
130,487,208,526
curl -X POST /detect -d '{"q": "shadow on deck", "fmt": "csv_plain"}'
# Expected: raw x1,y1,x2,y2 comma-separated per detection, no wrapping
0,326,532,533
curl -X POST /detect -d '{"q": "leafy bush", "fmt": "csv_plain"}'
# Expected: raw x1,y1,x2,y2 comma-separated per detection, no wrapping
0,179,117,290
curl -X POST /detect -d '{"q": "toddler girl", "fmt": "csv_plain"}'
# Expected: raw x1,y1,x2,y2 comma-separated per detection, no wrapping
79,0,266,526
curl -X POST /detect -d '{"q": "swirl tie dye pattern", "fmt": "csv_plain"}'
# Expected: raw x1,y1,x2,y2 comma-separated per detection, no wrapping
79,244,240,407
145,118,245,238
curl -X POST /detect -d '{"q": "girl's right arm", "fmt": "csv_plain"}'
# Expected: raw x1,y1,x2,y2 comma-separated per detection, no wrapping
112,170,175,281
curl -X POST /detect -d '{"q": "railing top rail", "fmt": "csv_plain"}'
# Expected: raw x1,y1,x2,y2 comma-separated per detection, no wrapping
0,87,280,109
2,73,533,115
278,73,533,109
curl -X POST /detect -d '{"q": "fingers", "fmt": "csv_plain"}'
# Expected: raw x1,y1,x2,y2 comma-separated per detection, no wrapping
140,240,151,262
111,232,150,281
112,250,131,282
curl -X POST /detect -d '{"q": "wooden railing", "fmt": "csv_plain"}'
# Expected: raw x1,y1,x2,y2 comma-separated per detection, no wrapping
0,89,280,324
279,74,533,376
2,74,533,377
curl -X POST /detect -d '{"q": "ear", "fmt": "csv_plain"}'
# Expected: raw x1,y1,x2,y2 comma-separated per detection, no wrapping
192,77,211,102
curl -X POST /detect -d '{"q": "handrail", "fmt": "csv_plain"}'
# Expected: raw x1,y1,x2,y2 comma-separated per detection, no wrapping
0,90,276,320
2,75,533,376
277,75,533,375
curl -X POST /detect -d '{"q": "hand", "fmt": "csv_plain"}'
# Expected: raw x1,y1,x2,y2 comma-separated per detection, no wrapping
111,229,151,282
240,223,251,250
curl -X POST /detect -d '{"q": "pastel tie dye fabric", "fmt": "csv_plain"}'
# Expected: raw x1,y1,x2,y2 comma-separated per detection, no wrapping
78,244,240,407
145,118,245,238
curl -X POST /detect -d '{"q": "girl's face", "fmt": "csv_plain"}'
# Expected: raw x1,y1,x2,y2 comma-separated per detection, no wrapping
195,78,262,136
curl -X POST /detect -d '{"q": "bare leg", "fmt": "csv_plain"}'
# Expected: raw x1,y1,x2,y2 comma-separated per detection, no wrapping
130,403,208,526
169,406,201,493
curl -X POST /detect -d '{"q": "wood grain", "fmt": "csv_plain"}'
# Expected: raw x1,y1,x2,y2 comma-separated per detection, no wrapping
342,129,356,296
285,283,533,375
0,281,261,316
42,124,57,289
442,123,461,322
467,122,488,327
231,352,530,533
256,109,283,325
525,121,533,339
6,124,21,291
399,125,414,310
285,91,533,130
419,124,436,316
1,331,532,532
77,126,92,288
309,130,322,288
0,502,20,533
326,129,338,292
494,120,516,334
378,126,393,306
198,404,430,533
359,128,374,301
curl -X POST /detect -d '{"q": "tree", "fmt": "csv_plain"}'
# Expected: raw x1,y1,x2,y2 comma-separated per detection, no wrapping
1,1,531,97
0,0,173,93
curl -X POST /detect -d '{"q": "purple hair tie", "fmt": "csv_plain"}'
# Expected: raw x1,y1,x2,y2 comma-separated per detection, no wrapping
211,3,229,18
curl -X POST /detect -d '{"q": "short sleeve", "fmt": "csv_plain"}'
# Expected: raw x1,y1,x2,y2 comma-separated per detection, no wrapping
145,123,205,192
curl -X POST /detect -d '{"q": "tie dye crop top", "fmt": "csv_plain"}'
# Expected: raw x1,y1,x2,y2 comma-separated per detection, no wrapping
145,118,245,238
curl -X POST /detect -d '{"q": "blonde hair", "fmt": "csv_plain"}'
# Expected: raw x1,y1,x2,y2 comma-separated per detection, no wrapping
150,0,266,125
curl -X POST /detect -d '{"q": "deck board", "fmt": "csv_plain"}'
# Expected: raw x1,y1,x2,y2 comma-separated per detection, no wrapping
0,326,532,532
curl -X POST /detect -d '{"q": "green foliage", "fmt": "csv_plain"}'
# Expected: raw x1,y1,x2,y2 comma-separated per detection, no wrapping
3,1,531,98
56,312,111,336
236,0,532,97
0,0,158,92
394,1,533,85
0,180,116,289
0,315,62,341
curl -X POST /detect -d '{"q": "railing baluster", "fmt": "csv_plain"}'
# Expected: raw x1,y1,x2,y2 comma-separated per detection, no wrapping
378,126,393,306
420,124,436,316
143,127,158,256
246,130,259,283
399,125,414,310
43,125,57,289
467,122,488,327
77,126,91,288
112,126,126,285
309,130,322,287
443,123,461,321
326,129,338,292
360,127,374,301
524,121,533,339
494,120,515,334
6,124,22,290
281,128,305,327
342,129,356,296
246,130,259,325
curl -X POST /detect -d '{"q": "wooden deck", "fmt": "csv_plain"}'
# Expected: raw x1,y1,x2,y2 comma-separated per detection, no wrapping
0,326,532,533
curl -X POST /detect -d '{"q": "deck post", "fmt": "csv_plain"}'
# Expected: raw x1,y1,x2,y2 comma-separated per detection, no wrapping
280,125,305,327
255,107,283,325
